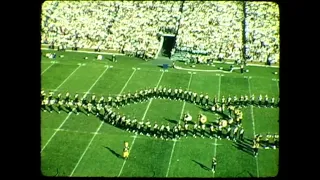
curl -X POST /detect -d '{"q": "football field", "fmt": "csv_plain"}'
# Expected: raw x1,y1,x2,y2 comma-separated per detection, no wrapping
41,49,279,177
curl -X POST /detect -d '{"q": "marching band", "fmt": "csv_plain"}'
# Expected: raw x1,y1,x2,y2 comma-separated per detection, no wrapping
41,87,279,152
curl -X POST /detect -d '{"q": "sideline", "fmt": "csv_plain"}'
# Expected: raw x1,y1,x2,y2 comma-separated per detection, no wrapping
41,47,279,68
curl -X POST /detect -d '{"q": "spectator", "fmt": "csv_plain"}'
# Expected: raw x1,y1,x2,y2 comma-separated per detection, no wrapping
41,1,279,64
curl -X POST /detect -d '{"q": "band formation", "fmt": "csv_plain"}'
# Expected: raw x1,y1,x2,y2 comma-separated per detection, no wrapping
41,86,279,156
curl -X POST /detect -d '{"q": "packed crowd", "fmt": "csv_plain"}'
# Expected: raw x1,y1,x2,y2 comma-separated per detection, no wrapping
41,1,119,50
176,1,243,61
112,1,182,58
244,2,280,63
41,1,182,59
41,1,280,62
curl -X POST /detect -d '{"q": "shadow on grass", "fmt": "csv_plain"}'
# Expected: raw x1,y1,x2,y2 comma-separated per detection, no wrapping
232,140,253,156
188,121,195,125
58,106,70,114
104,146,122,159
234,170,254,177
243,137,254,144
247,170,255,177
192,160,211,171
164,118,178,124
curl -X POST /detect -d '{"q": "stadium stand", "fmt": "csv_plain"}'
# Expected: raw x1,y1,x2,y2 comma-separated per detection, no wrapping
244,2,280,63
41,1,279,63
175,1,243,62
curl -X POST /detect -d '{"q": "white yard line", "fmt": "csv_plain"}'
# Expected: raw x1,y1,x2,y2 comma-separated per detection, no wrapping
118,69,137,95
41,63,54,75
53,65,82,91
41,112,72,153
117,71,165,177
166,73,193,177
212,75,221,177
69,69,136,177
247,78,260,178
55,128,100,135
41,65,82,153
41,67,109,153
82,67,109,98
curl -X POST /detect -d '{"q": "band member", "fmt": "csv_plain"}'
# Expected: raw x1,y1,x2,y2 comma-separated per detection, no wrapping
264,95,269,107
145,120,151,136
56,93,63,113
159,124,165,139
213,96,217,105
184,122,189,137
178,87,183,100
134,91,139,103
227,95,232,106
167,88,172,99
232,126,239,141
204,93,209,107
162,86,167,98
193,123,199,138
239,95,244,107
152,86,157,98
209,123,216,139
233,95,238,106
201,123,206,138
174,88,178,100
221,96,225,106
212,157,217,172
164,123,171,140
173,125,179,139
258,94,262,107
199,113,207,123
239,127,244,141
112,54,116,62
240,64,244,73
187,90,192,102
153,122,159,138
253,140,259,157
192,92,197,104
123,141,129,159
183,89,188,101
274,134,279,149
271,97,275,107
211,105,216,112
228,106,235,117
250,94,255,106
199,92,204,105
157,86,163,99
177,124,182,138
244,95,249,107
184,112,192,123
226,127,232,140
107,96,113,106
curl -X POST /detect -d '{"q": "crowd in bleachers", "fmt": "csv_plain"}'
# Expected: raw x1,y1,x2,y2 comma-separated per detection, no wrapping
244,2,280,63
111,1,182,58
41,1,280,63
176,1,243,61
41,1,118,51
41,1,182,59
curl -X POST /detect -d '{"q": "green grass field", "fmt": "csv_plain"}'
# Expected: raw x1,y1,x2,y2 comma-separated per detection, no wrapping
41,49,279,177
